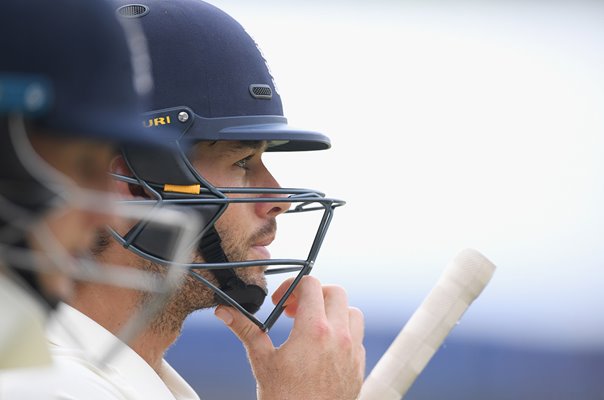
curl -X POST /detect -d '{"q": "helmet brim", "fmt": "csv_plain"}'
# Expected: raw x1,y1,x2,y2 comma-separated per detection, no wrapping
218,123,331,152
142,107,332,152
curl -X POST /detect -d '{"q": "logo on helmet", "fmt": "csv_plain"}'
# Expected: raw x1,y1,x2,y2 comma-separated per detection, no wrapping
143,115,171,127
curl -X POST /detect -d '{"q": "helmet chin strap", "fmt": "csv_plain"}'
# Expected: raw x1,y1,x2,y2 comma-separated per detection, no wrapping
198,227,267,314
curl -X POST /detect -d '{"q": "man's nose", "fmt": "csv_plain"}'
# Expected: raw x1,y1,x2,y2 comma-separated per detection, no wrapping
254,166,291,218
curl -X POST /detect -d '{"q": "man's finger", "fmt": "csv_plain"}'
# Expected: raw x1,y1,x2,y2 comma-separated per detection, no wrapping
349,306,365,346
214,306,273,358
289,276,327,333
323,285,350,331
272,277,296,306
272,278,300,317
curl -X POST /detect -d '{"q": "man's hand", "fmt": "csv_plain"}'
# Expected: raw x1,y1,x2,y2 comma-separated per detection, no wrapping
214,276,365,400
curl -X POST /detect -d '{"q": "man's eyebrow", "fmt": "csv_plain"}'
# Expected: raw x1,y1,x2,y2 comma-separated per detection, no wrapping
224,140,266,154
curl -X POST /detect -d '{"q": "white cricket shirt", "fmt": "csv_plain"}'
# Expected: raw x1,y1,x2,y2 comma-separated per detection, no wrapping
0,303,200,400
0,273,51,370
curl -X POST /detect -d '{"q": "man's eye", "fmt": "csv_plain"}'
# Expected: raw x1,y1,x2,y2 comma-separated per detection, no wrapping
235,155,252,170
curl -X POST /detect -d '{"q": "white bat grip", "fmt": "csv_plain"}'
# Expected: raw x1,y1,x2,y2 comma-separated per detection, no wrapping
358,248,496,400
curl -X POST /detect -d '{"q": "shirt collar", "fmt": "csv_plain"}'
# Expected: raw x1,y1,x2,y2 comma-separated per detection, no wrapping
47,302,199,400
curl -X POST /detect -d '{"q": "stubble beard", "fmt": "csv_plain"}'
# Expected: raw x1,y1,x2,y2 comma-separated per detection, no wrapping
140,221,272,335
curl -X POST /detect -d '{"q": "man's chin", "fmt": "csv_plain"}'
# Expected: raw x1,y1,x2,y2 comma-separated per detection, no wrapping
249,245,271,260
233,265,268,292
188,252,269,304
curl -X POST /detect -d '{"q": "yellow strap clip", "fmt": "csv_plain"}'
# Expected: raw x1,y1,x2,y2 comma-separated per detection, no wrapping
163,184,201,195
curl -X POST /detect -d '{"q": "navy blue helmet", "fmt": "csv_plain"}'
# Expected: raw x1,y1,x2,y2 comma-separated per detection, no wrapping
112,0,344,331
0,0,162,306
0,0,165,215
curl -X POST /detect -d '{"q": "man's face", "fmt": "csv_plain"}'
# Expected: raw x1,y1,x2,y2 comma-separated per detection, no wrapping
192,140,290,282
27,134,115,300
29,134,115,256
166,140,290,315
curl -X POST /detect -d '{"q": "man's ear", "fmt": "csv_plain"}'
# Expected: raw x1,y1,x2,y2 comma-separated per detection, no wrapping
109,155,149,199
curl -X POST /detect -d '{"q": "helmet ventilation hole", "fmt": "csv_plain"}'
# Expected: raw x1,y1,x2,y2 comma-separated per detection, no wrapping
249,84,273,100
116,4,150,18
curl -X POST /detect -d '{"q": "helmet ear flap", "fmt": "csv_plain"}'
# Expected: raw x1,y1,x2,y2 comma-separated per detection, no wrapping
119,139,228,265
124,217,187,262
121,203,223,264
122,145,199,186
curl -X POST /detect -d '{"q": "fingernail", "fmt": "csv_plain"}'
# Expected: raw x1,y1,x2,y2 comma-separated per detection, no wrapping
214,306,233,326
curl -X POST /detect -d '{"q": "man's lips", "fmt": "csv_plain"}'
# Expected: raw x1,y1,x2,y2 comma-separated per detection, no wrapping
251,245,271,259
250,235,275,259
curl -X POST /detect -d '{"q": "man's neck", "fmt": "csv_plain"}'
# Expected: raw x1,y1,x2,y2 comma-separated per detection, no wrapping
69,282,186,373
130,323,181,372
